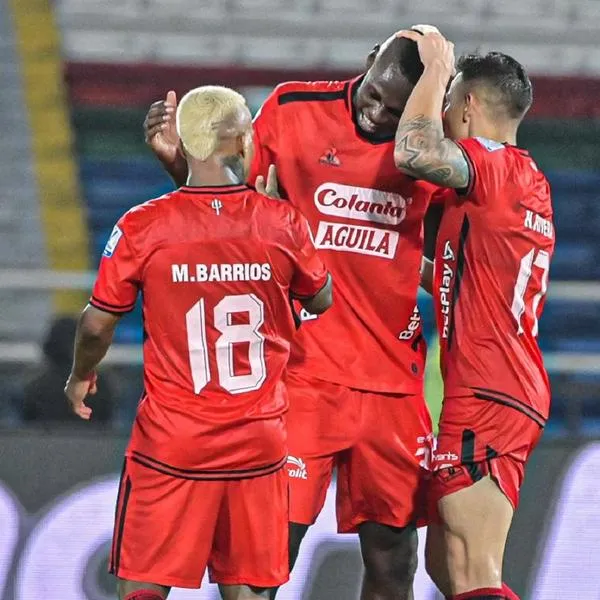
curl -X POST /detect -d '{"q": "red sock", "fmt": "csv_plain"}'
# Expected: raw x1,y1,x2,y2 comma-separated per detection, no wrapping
123,591,165,600
502,583,520,600
451,588,505,599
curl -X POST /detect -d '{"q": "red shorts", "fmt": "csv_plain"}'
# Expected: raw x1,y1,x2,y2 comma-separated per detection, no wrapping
109,457,289,588
285,370,433,533
429,394,544,516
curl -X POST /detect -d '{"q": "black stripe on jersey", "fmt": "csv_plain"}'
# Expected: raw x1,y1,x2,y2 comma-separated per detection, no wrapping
461,429,476,463
472,388,546,428
446,215,470,350
110,475,131,576
278,89,346,105
130,451,287,480
109,461,127,573
486,445,499,460
456,142,476,196
342,81,350,110
90,297,136,315
90,296,135,310
460,429,484,482
289,292,302,330
179,184,249,194
290,272,331,300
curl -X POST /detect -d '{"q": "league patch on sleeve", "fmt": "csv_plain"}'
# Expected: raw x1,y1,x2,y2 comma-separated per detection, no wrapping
102,225,123,258
474,137,505,152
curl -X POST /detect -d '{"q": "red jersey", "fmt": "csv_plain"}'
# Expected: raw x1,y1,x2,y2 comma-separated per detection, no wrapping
249,78,440,394
91,184,328,477
433,138,555,424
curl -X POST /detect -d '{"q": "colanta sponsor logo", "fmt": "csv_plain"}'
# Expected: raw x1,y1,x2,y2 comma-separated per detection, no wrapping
314,183,411,226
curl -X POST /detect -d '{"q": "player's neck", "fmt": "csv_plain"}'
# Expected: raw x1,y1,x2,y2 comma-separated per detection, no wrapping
470,122,518,146
185,162,243,188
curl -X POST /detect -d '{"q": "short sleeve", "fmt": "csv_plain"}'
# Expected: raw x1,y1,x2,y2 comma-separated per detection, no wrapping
288,210,329,299
248,88,279,187
90,220,141,314
456,137,508,204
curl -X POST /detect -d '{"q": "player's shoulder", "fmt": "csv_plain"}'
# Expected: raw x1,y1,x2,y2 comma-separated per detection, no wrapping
248,189,305,228
267,79,349,107
118,190,180,232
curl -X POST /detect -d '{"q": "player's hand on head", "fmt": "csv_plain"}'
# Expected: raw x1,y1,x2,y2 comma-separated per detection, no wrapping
397,29,456,79
255,164,281,199
143,90,181,165
64,372,97,421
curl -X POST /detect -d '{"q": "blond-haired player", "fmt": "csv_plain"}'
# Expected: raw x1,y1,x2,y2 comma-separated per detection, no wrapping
65,85,332,600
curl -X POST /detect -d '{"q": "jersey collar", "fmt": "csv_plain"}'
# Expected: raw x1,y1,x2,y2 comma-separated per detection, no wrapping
180,184,249,195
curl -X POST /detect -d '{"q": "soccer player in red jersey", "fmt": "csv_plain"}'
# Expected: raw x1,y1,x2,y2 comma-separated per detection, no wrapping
144,26,445,600
394,31,554,600
64,86,332,600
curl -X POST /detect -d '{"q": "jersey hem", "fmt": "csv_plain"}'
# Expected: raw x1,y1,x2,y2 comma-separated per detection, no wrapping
445,386,548,427
127,451,287,481
287,367,424,396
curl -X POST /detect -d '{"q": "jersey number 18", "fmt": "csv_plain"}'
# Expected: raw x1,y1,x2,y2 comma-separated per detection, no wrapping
185,294,267,394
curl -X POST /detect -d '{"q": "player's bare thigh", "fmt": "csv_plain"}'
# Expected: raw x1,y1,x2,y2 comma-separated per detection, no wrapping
435,475,513,595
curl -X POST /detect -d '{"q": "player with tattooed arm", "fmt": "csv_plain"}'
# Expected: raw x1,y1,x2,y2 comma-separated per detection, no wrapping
394,31,554,600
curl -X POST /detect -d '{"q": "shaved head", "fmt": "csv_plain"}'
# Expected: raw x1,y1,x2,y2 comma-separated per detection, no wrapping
376,34,424,86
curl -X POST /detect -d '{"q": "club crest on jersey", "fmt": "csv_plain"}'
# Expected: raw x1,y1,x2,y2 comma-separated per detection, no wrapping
474,137,504,152
102,225,123,258
319,147,341,166
211,199,223,215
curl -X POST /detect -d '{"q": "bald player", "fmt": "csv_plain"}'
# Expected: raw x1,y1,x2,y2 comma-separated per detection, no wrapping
65,86,332,600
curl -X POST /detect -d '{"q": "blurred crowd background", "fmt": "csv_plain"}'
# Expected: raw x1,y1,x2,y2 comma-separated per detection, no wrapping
0,1,599,598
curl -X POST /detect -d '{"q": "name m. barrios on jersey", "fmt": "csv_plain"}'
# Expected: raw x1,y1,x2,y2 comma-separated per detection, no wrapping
313,182,411,259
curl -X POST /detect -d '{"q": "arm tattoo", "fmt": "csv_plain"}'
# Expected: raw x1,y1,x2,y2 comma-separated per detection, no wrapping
394,115,470,189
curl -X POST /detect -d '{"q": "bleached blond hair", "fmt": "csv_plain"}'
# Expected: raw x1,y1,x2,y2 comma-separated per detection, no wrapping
176,85,248,160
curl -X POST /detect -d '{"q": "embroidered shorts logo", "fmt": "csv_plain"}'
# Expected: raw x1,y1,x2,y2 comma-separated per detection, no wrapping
416,433,435,470
287,456,308,479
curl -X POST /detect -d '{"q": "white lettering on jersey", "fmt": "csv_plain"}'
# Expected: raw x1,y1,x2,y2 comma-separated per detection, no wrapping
102,225,123,258
398,305,421,340
171,263,272,283
314,183,411,226
287,456,308,479
314,221,399,259
524,209,554,240
438,240,456,339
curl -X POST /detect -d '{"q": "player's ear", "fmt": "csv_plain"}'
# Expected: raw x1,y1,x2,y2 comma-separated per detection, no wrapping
463,92,473,123
366,44,380,70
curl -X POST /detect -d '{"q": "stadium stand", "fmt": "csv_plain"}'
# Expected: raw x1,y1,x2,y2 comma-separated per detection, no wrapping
1,0,598,432
0,2,52,341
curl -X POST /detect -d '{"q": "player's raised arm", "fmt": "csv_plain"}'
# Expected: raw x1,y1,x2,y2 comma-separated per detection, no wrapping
144,90,189,186
393,31,470,189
